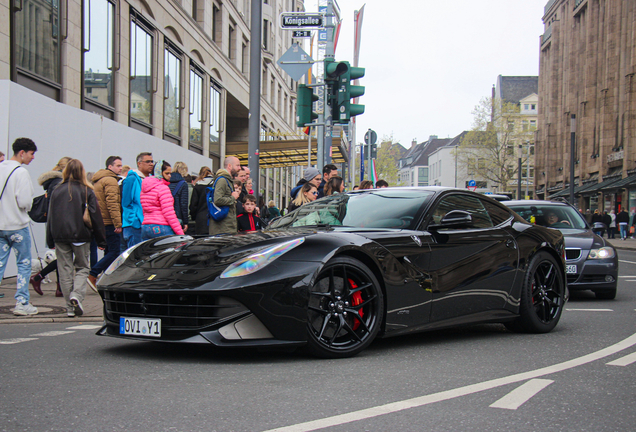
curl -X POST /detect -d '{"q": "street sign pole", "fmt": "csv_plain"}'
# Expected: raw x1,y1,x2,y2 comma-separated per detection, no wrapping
248,0,262,202
364,129,376,183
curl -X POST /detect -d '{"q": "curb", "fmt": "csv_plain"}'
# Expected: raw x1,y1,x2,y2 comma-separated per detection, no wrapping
0,316,104,325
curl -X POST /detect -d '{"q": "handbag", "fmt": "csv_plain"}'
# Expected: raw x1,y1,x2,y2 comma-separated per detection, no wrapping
83,187,93,229
630,226,635,234
28,193,49,223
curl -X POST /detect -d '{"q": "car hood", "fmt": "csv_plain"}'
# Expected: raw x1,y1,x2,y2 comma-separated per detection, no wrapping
559,228,608,250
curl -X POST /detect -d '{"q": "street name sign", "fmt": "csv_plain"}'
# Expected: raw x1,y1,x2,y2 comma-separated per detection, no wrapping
280,13,325,29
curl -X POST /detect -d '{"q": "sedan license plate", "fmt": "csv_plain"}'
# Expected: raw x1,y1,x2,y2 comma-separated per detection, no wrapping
119,317,161,337
566,264,577,274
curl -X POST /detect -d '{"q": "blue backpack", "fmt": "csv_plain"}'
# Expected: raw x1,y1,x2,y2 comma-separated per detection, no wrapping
206,177,233,222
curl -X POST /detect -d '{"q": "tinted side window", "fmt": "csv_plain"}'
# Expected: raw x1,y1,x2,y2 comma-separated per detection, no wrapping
481,199,512,226
430,194,493,229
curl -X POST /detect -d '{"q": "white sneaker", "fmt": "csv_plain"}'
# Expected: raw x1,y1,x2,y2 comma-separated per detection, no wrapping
13,302,38,316
70,296,84,316
67,307,76,318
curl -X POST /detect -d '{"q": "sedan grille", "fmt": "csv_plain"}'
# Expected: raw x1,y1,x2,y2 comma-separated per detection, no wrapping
565,248,581,261
103,290,248,330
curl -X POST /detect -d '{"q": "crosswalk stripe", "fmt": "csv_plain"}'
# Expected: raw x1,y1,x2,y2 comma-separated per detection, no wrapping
65,325,102,330
489,379,554,410
30,331,76,337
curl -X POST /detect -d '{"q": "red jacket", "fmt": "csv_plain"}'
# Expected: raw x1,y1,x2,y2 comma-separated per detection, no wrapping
140,177,184,235
237,212,264,232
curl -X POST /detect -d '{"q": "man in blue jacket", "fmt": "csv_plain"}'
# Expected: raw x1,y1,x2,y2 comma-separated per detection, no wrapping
121,152,153,247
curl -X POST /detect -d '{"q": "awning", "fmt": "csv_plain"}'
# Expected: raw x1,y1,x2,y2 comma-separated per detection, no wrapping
226,139,348,168
579,177,623,195
600,174,636,192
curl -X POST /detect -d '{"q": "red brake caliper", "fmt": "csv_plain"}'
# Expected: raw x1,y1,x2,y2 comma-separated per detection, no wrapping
348,278,364,330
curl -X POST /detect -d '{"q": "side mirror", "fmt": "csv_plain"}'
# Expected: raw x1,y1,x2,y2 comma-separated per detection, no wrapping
429,210,473,229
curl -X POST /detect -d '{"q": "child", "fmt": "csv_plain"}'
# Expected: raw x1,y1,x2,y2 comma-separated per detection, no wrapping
237,194,264,232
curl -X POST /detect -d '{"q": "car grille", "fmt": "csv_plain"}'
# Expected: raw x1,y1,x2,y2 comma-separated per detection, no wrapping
565,248,581,261
103,290,248,330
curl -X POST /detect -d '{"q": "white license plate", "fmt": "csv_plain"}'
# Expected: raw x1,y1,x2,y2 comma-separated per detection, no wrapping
566,264,577,274
119,317,161,337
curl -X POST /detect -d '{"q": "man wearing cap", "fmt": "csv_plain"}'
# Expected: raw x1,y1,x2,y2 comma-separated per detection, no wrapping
289,167,321,212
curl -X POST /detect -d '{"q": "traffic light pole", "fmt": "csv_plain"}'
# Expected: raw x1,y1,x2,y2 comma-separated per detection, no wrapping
247,0,262,201
320,0,336,170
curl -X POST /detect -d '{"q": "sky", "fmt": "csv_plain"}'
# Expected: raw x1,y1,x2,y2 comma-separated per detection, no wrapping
304,0,548,147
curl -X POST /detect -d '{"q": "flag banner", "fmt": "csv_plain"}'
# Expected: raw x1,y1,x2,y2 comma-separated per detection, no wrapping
371,159,378,185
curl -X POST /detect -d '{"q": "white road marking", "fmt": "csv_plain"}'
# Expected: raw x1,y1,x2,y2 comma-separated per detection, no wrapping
607,352,636,367
0,338,38,345
489,379,554,410
66,325,102,330
565,308,613,312
618,275,636,278
262,333,636,432
619,260,636,265
30,331,75,337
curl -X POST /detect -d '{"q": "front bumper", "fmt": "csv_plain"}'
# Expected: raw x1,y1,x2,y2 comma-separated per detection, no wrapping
565,252,618,290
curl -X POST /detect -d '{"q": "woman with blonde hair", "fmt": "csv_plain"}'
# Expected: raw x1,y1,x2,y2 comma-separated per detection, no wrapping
30,156,73,297
46,159,106,317
358,180,373,190
289,182,318,212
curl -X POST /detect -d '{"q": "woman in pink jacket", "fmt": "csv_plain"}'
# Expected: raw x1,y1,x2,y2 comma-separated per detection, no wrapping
141,160,185,240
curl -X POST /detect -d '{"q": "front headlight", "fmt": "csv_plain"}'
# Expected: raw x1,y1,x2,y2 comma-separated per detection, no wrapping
588,247,616,259
104,242,143,275
220,237,305,278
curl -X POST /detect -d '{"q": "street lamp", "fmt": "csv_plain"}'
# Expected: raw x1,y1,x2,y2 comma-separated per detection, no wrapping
569,114,576,205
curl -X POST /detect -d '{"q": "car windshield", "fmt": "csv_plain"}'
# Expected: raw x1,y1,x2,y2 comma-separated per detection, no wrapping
508,204,588,230
269,190,435,230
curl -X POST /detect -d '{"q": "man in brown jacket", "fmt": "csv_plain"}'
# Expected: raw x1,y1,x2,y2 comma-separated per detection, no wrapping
209,156,241,236
88,156,123,291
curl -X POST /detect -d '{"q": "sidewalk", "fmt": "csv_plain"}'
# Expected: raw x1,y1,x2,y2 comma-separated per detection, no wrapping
0,277,104,324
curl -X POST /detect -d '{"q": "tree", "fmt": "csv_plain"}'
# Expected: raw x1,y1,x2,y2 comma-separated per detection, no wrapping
374,135,400,186
454,97,532,193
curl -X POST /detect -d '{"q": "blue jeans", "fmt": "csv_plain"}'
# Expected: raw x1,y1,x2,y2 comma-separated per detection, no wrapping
0,227,32,304
142,225,175,240
90,225,121,277
620,223,628,239
123,226,143,248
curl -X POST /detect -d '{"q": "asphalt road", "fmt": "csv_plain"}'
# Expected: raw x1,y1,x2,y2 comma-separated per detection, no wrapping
1,251,635,432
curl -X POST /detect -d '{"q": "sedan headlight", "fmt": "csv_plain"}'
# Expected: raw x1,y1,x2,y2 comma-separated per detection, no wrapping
104,243,143,275
220,238,305,278
588,247,616,259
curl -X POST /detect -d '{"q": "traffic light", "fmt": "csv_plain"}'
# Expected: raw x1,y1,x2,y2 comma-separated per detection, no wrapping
324,60,365,124
296,84,319,127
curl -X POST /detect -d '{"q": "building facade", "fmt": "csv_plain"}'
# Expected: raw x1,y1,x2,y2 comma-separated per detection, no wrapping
536,0,636,213
1,0,305,208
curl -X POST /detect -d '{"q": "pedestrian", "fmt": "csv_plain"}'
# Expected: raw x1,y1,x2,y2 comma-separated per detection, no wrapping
584,209,593,225
168,161,189,234
209,156,241,236
30,156,72,298
140,160,184,240
234,179,245,215
324,176,344,196
268,200,281,219
375,179,389,188
189,166,214,235
258,197,269,223
0,138,38,313
122,152,154,247
47,159,107,317
289,167,321,211
289,182,318,212
317,164,338,199
591,209,604,236
237,194,264,232
616,208,629,240
359,180,373,189
87,156,123,292
245,178,254,195
602,211,612,239
608,210,617,239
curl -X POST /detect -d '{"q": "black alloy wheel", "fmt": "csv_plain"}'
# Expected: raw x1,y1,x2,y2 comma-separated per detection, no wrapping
306,256,383,358
506,251,565,333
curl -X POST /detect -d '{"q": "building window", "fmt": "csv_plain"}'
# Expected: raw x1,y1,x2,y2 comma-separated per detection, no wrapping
524,104,529,110
531,104,536,110
241,39,249,75
83,0,116,114
228,23,236,60
189,66,204,153
522,120,529,131
130,13,154,127
164,44,182,139
212,4,221,43
210,82,222,157
263,19,269,50
530,120,537,130
12,0,62,99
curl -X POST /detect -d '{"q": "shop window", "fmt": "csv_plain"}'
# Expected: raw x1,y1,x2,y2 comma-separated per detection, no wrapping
209,82,222,157
164,44,182,140
189,65,204,154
